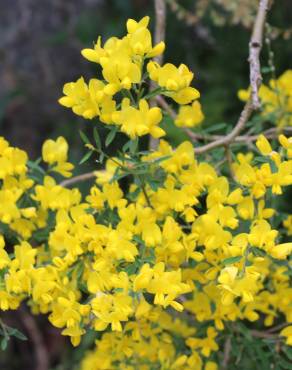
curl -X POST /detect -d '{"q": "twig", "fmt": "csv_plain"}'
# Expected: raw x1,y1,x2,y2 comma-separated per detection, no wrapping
149,0,167,150
224,145,234,178
194,101,254,154
141,185,152,208
155,95,292,152
249,0,270,109
181,126,292,143
250,329,280,340
19,309,49,370
222,336,232,369
194,0,271,153
265,322,290,333
153,0,166,66
152,1,271,153
155,95,176,119
169,0,271,153
60,171,96,187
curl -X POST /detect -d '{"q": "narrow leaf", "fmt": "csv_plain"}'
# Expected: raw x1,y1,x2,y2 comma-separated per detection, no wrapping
79,150,93,164
93,127,101,150
79,130,90,145
222,256,242,265
105,128,118,147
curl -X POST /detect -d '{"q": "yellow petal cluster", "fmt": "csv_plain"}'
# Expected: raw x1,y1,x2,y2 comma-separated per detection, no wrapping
0,16,291,370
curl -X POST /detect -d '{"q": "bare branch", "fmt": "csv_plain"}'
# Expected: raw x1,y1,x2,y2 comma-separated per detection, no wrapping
155,95,292,154
155,96,253,153
251,329,280,340
179,127,292,143
249,0,271,109
20,309,49,370
192,0,271,153
222,336,232,369
194,101,254,154
60,172,96,187
155,95,175,119
153,0,166,65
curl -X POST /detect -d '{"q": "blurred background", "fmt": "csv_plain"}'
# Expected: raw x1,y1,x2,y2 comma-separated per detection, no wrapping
0,0,291,369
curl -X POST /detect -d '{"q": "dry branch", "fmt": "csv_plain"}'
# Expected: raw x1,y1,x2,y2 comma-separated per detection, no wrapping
190,0,271,154
20,309,49,370
249,0,271,109
153,0,166,65
60,172,96,187
194,101,254,154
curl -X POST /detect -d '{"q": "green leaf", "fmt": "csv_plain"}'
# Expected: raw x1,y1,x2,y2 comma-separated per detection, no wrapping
253,156,268,164
125,263,138,275
105,127,118,147
79,150,93,164
1,338,8,351
93,127,101,150
250,247,266,257
148,180,160,192
151,155,171,164
130,139,138,154
122,140,132,153
279,358,292,369
79,130,90,145
205,122,227,133
99,152,105,164
237,323,253,342
27,160,46,175
143,87,163,100
8,328,27,341
222,256,242,265
282,346,292,361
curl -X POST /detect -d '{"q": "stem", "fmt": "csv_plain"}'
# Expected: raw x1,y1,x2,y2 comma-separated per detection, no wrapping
141,183,152,208
240,246,250,278
60,172,96,187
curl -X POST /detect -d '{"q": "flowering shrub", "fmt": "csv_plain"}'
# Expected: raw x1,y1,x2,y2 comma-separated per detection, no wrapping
0,15,292,370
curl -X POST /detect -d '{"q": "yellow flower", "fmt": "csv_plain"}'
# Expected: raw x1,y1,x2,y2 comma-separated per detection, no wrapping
147,61,200,104
42,136,74,177
175,101,204,127
0,235,10,269
112,98,164,139
256,135,272,156
218,266,260,305
126,16,165,57
280,326,292,345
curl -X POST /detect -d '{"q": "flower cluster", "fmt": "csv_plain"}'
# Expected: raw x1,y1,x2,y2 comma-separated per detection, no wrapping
0,16,291,370
239,70,292,127
59,16,204,137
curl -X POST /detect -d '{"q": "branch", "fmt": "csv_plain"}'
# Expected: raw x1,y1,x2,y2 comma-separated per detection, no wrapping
250,329,280,340
249,0,271,109
20,309,49,370
180,126,292,143
222,336,232,369
265,322,290,333
155,94,292,154
192,0,271,153
152,1,271,153
155,94,175,118
60,171,96,187
153,0,166,65
149,0,167,150
194,101,250,153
